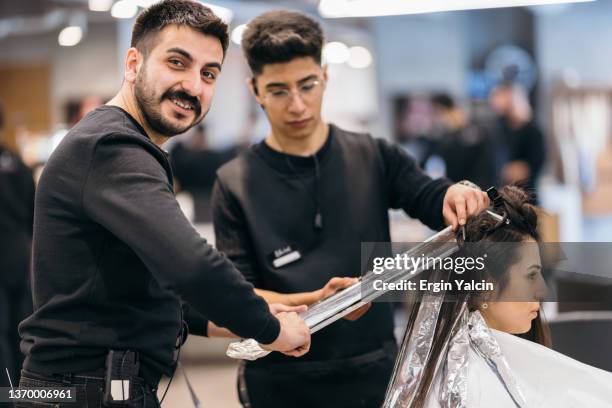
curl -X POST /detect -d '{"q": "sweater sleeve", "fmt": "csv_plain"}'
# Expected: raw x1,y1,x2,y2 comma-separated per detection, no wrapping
182,302,208,337
81,135,279,344
376,138,452,231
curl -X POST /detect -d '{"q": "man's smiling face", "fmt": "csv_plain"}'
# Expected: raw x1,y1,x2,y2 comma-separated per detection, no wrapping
133,24,223,137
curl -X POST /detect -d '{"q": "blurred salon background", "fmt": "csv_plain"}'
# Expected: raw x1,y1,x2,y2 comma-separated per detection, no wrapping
1,0,612,406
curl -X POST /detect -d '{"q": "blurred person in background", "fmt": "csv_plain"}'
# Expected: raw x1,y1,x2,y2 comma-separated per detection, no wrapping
212,11,489,408
424,93,497,189
170,124,238,222
65,96,104,128
490,84,546,200
0,102,35,396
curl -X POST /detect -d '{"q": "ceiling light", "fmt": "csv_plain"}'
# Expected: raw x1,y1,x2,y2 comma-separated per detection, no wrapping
88,0,113,11
231,24,247,45
111,0,138,19
318,0,595,18
323,42,350,64
134,0,156,7
111,1,233,23
58,26,83,47
348,46,372,69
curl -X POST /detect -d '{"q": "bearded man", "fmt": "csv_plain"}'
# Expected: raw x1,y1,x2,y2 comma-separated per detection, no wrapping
17,2,310,407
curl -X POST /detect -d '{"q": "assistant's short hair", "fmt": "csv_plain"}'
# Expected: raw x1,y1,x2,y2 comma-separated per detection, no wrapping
242,10,324,76
131,0,229,58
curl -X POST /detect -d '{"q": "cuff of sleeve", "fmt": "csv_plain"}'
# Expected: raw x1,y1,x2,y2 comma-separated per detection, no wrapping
190,315,209,337
252,314,281,345
436,181,453,229
183,303,209,337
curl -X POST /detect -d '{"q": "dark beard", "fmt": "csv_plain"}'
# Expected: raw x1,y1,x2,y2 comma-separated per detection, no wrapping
134,66,205,137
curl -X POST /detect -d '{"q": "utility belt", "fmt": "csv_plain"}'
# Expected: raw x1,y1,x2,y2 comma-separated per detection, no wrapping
21,350,155,407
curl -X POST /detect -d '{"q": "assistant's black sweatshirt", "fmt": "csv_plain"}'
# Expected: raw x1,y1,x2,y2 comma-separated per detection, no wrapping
212,124,451,367
19,106,279,386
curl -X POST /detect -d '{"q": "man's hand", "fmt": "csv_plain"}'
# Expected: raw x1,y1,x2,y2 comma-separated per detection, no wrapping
442,183,490,230
269,303,308,315
260,312,311,357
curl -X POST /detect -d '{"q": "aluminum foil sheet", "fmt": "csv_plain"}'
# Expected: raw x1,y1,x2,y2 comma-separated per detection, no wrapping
384,308,529,408
383,290,469,408
438,308,470,408
227,226,459,360
382,292,444,407
225,338,271,361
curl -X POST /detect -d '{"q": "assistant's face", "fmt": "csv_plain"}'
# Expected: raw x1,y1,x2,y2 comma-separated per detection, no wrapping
253,57,326,140
134,25,223,137
481,240,547,334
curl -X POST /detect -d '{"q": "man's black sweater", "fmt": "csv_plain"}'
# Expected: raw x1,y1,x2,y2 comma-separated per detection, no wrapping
212,124,451,366
19,106,279,386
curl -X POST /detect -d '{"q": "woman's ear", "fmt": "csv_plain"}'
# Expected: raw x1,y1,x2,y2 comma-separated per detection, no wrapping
478,302,491,325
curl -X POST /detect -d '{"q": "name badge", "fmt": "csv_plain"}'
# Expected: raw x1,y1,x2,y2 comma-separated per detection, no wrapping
268,244,302,268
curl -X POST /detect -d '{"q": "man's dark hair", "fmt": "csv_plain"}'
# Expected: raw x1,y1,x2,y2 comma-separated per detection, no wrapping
431,93,455,110
242,10,324,76
131,0,229,58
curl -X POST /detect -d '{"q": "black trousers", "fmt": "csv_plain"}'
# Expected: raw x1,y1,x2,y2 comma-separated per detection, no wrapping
15,370,160,408
238,343,397,408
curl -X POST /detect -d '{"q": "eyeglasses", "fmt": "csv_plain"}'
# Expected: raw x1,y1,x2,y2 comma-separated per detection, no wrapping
262,79,323,106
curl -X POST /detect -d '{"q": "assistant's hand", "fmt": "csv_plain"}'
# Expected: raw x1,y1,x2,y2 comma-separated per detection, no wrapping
442,183,490,230
260,312,311,357
317,277,358,301
344,302,372,321
317,277,371,321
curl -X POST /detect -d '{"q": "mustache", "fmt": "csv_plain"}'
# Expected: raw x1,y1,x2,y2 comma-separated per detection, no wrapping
162,89,201,116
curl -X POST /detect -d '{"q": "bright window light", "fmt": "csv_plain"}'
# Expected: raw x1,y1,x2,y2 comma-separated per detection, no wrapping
231,24,248,45
318,0,595,18
58,26,83,47
111,0,138,19
202,3,233,24
348,46,372,69
323,42,350,64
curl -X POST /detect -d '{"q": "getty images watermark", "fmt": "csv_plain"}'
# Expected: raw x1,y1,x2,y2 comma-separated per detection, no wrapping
370,253,494,293
361,241,612,303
